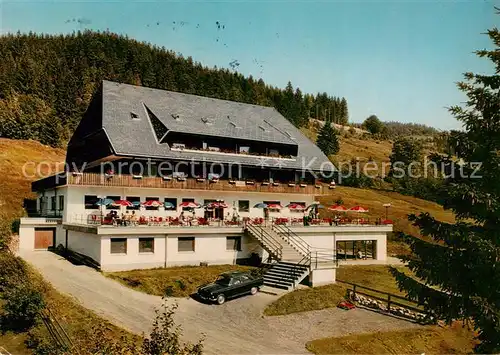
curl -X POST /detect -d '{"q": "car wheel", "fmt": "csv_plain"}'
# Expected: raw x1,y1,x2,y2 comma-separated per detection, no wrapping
216,294,226,305
250,287,258,295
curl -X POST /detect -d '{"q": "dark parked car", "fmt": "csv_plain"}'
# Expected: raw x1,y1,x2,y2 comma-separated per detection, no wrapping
197,271,263,305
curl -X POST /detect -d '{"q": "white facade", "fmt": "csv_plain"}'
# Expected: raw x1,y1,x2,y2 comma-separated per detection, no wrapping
19,184,392,288
35,185,316,224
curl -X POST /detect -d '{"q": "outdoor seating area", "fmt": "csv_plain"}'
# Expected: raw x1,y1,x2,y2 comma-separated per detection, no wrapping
73,198,394,228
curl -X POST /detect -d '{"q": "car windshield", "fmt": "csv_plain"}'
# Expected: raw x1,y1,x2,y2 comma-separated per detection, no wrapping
215,275,231,286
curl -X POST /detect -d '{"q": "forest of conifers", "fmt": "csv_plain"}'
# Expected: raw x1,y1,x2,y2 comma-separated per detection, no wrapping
0,31,349,147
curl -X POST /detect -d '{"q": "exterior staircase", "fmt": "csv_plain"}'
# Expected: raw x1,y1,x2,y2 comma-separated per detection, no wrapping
245,224,312,291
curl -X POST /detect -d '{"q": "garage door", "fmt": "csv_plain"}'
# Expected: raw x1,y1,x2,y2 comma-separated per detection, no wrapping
34,229,54,249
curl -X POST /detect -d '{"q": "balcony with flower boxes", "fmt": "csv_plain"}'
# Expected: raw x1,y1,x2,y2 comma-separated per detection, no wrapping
65,173,333,195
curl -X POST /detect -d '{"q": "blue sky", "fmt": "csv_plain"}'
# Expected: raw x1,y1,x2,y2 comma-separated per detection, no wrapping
1,0,497,130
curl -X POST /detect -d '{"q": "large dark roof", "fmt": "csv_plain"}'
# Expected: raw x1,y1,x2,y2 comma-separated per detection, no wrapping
71,80,333,172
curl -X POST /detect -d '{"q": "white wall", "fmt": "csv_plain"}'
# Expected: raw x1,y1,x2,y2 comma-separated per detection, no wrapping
165,233,261,267
96,232,263,271
101,235,166,271
64,186,315,223
19,225,34,250
67,230,102,263
310,268,337,287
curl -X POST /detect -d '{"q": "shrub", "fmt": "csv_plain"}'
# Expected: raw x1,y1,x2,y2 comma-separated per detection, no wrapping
1,282,45,332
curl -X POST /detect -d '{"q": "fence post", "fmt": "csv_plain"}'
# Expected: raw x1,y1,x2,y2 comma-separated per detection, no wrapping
387,294,391,312
353,284,357,300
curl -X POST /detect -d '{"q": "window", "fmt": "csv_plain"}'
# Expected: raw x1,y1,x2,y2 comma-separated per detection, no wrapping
107,196,120,210
139,238,154,253
51,196,56,211
85,195,98,210
164,198,177,210
110,238,127,254
182,198,195,211
226,237,241,251
127,196,140,210
145,197,160,210
238,200,250,212
178,237,195,252
58,195,64,211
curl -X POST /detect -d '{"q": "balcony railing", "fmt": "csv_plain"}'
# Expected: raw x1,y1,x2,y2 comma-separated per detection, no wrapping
67,173,332,195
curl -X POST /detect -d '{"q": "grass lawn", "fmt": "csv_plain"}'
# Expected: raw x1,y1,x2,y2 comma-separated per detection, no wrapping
306,322,478,354
264,265,409,316
105,264,256,297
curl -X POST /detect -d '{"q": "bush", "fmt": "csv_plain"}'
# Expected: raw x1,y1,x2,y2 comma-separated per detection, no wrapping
1,282,45,332
0,252,29,292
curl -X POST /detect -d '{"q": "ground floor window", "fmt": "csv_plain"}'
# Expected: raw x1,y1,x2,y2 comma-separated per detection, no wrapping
139,238,155,253
58,195,64,211
110,238,127,254
178,237,195,252
336,240,374,260
226,236,242,251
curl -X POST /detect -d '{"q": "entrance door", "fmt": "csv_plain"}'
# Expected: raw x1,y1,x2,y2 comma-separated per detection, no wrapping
34,228,55,249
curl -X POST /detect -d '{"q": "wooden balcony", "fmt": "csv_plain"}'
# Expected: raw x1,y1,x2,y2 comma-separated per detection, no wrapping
66,173,334,195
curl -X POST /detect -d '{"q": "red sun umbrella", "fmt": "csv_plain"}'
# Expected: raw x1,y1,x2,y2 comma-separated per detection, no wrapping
112,200,133,207
208,202,228,208
349,206,369,213
287,203,306,211
267,203,283,209
329,204,348,212
179,201,200,208
142,200,162,207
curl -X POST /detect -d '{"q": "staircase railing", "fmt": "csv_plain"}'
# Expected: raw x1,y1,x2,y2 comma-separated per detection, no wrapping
272,224,310,258
246,224,282,260
272,224,337,270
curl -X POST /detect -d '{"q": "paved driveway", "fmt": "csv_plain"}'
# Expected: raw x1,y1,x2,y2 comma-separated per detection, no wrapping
21,251,420,354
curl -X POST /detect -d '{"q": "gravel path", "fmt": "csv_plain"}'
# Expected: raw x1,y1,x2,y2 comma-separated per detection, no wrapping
21,251,421,354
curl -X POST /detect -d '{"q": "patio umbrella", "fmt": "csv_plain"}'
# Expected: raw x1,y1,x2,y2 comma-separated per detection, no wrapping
95,198,115,217
164,201,175,209
95,198,114,206
267,203,282,209
253,203,268,208
306,202,325,210
179,201,200,208
349,206,369,213
208,201,229,209
142,200,162,208
286,203,306,211
112,200,133,207
328,204,348,212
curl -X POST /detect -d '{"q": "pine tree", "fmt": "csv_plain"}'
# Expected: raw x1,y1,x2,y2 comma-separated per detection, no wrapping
391,12,500,353
316,119,339,156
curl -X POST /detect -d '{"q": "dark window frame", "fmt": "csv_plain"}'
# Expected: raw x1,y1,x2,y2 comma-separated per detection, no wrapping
51,196,56,211
127,196,140,210
58,195,64,211
178,237,195,252
106,195,120,210
110,238,127,254
145,197,160,211
226,236,242,251
85,195,99,210
238,200,250,212
139,237,155,253
164,197,177,210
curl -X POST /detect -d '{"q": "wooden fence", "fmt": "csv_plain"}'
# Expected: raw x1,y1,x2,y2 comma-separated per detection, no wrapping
337,280,435,324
